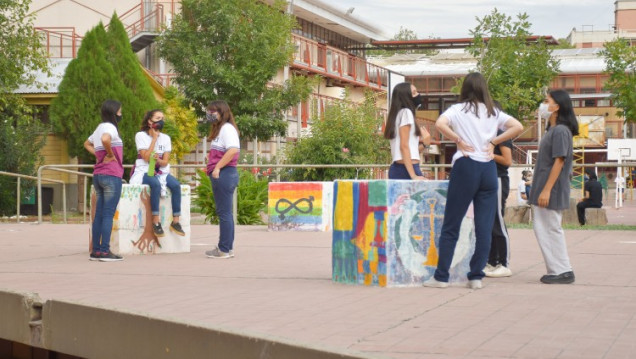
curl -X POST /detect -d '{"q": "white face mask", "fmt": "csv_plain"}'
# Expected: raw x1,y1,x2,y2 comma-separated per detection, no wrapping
538,103,553,120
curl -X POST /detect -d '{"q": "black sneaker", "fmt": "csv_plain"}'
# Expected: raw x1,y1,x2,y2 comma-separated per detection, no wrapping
89,252,102,261
170,222,186,236
99,251,123,262
540,271,575,284
153,222,165,237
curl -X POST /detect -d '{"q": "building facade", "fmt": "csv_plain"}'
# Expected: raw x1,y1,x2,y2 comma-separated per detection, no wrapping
21,0,392,210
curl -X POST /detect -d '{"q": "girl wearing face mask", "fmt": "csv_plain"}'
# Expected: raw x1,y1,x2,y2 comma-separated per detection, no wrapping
204,100,240,259
130,109,185,238
383,82,431,179
530,90,579,284
84,99,125,261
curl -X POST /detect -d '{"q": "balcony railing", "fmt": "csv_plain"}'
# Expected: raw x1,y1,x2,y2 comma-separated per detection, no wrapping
146,68,177,88
35,27,82,58
291,34,388,91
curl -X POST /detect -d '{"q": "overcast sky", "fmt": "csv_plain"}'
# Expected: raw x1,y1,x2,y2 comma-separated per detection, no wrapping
335,0,616,40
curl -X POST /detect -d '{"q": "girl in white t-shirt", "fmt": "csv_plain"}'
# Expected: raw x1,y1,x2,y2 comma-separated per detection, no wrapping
129,110,185,238
383,82,431,180
204,100,240,259
424,72,523,289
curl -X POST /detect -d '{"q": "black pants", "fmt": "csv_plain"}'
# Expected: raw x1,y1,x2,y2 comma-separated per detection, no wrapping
577,200,602,225
489,176,510,267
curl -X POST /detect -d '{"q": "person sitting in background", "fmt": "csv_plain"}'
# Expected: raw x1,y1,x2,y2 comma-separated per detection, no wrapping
576,169,603,225
525,170,532,199
517,170,528,205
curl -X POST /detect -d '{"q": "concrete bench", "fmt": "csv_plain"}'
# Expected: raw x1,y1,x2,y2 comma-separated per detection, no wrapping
268,182,333,231
332,180,475,287
585,207,608,226
90,184,191,255
504,205,531,224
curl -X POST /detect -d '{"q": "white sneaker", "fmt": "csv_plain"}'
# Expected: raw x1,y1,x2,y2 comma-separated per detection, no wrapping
486,265,512,278
467,279,483,289
422,277,449,288
483,264,496,274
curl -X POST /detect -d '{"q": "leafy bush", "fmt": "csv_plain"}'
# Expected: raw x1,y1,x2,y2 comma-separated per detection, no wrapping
192,169,268,225
284,91,391,181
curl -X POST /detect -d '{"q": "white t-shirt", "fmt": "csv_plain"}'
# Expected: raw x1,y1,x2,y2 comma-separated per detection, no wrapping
206,123,241,173
517,179,527,205
441,103,512,164
87,122,124,178
131,131,172,182
389,108,420,162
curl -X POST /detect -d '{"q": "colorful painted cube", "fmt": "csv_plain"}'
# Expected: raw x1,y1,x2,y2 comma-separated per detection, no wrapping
332,180,476,287
268,182,333,231
90,184,191,255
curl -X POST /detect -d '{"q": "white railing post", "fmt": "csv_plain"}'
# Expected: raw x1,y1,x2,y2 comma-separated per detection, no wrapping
16,177,21,223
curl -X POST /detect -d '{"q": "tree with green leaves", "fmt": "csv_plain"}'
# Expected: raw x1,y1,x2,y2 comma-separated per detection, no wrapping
105,14,161,161
49,23,124,164
0,0,49,94
0,0,50,215
162,87,200,161
50,14,161,165
157,0,313,141
602,38,636,123
284,91,391,181
467,9,559,122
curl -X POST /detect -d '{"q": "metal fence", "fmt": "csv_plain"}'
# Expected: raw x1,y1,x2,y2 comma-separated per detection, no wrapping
4,161,630,225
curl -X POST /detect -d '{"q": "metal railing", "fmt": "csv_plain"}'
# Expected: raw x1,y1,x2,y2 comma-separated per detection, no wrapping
0,171,66,223
32,162,636,225
291,34,389,91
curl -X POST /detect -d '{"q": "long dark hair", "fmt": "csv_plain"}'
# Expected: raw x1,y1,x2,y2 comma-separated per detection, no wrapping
547,89,579,136
101,99,122,128
459,72,497,117
207,100,239,141
383,82,421,139
140,109,163,131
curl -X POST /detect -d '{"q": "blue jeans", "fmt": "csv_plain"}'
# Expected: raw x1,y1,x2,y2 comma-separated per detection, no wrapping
210,167,239,253
388,162,423,179
434,157,498,282
142,173,181,216
92,174,122,253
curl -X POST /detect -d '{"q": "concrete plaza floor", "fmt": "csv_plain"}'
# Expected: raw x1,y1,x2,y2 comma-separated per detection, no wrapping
1,201,636,358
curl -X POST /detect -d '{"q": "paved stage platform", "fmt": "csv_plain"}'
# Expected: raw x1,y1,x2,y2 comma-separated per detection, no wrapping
1,214,636,358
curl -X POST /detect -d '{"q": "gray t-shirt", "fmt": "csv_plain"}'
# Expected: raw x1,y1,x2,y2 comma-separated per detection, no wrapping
529,124,573,210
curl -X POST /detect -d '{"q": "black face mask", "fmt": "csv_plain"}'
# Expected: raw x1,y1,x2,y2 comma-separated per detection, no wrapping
412,94,422,109
151,120,165,131
115,114,122,123
206,113,219,123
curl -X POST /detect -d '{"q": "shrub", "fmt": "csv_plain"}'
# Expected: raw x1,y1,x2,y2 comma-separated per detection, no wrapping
192,169,268,225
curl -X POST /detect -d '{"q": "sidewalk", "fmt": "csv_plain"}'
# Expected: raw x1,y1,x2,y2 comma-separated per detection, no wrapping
1,220,636,358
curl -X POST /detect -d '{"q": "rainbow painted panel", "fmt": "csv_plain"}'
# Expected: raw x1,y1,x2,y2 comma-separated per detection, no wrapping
268,182,333,231
332,180,476,287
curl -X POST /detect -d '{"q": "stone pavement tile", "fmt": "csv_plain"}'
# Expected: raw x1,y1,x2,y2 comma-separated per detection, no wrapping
2,223,636,359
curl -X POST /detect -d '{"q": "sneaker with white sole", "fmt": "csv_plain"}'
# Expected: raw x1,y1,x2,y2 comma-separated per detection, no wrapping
205,248,231,259
89,252,102,261
486,265,512,278
483,263,496,274
467,279,483,289
99,251,123,262
422,277,449,288
229,249,234,258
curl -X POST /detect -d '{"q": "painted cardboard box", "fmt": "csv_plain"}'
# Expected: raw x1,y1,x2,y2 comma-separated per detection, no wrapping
90,184,191,255
268,182,333,231
332,180,476,287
